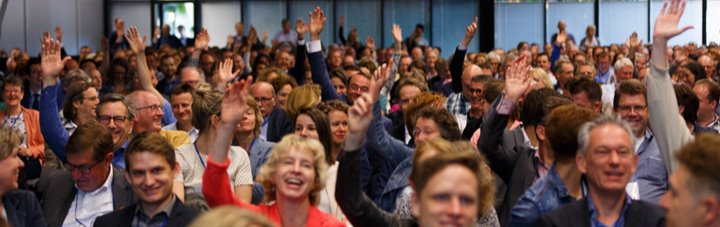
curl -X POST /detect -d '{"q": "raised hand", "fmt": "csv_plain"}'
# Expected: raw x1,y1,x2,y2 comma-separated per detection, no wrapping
366,35,376,50
101,36,110,51
370,63,393,102
195,28,210,50
653,0,693,41
504,55,532,103
296,18,307,40
40,36,70,86
217,58,239,84
220,76,254,125
391,24,402,44
309,6,326,41
261,32,269,43
461,17,478,47
125,26,147,54
345,93,374,150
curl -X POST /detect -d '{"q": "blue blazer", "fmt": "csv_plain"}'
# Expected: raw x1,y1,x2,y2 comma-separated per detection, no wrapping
3,190,47,227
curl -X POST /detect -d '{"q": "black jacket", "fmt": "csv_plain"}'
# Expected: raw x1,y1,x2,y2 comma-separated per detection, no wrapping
3,190,46,227
94,198,199,227
538,198,665,227
266,105,293,143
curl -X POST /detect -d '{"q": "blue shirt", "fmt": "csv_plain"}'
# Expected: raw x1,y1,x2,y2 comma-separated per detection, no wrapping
631,130,668,203
587,193,632,227
161,99,176,126
595,67,615,84
112,139,130,170
509,164,578,226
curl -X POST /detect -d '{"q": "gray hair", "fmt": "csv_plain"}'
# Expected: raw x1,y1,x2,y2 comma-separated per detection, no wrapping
577,115,635,156
97,93,136,120
613,57,634,71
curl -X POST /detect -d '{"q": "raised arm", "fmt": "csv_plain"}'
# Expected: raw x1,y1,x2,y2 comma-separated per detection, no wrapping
478,56,531,182
189,28,210,67
203,77,254,207
366,63,411,166
39,35,71,162
213,58,240,93
126,26,165,106
289,19,307,81
336,92,406,226
306,7,343,101
647,0,694,173
451,17,478,93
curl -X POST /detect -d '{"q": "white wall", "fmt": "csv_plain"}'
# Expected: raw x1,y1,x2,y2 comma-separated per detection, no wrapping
0,0,103,56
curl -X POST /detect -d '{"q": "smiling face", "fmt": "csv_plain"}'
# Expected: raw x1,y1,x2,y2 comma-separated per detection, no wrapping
331,77,347,96
412,164,479,227
74,88,100,120
414,117,441,147
98,101,131,147
132,92,164,133
577,124,637,195
273,147,316,202
1,84,23,108
170,92,193,126
125,152,177,208
615,94,648,137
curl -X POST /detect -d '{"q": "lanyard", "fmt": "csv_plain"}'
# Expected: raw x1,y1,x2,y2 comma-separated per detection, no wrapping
193,142,205,169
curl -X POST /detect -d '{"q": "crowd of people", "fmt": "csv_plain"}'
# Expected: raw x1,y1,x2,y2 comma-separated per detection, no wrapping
0,0,719,226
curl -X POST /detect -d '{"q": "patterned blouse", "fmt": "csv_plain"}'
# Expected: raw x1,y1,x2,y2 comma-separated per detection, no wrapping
175,144,253,192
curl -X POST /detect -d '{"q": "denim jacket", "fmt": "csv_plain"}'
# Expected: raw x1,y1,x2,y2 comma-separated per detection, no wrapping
509,164,577,226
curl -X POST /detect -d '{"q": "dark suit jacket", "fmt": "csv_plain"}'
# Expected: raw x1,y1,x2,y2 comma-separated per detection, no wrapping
93,198,200,227
266,105,293,143
538,198,666,227
479,95,538,226
3,190,47,227
37,166,137,227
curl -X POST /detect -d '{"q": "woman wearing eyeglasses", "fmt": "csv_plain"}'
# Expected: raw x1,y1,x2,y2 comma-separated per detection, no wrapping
0,76,45,181
0,125,46,227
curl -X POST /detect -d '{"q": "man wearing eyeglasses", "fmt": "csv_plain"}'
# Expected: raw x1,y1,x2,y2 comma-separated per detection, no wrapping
127,90,190,148
250,82,292,143
37,121,137,227
96,93,134,169
613,79,667,203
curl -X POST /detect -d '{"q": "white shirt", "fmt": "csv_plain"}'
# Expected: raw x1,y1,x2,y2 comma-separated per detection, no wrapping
62,169,114,227
162,123,199,143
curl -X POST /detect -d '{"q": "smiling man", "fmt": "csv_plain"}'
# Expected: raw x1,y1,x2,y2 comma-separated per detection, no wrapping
37,121,137,227
539,116,665,226
94,132,199,227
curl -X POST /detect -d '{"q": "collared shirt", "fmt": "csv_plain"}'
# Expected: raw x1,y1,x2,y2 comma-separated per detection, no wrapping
113,139,130,169
629,130,668,203
132,195,176,227
62,169,115,227
587,193,632,227
259,116,270,141
162,123,199,143
595,67,615,85
64,119,78,137
700,114,720,133
509,164,578,226
445,92,470,118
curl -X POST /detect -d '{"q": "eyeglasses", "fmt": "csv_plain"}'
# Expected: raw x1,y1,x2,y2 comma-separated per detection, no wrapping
98,115,128,124
349,84,369,93
617,105,647,113
136,104,162,112
64,161,101,174
254,97,274,103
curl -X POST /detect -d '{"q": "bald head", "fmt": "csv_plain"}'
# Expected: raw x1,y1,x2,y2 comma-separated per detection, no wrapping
179,67,203,89
128,91,164,133
250,82,276,117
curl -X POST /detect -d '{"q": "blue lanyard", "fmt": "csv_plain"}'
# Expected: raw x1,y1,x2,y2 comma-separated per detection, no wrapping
193,142,205,169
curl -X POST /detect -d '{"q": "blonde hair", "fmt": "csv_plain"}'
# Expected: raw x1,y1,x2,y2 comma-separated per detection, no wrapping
189,206,274,227
285,84,321,120
257,134,328,205
531,67,553,89
0,125,21,159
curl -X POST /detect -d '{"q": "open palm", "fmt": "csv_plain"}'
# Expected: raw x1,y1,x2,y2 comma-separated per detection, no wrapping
41,37,69,80
221,77,253,124
653,0,693,40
